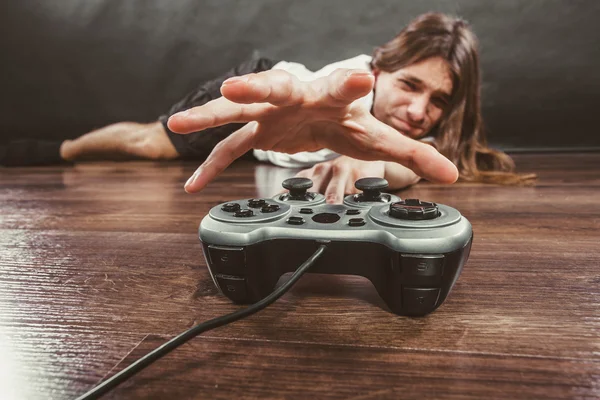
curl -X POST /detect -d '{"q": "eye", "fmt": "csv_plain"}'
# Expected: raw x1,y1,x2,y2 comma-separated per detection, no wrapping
398,79,416,91
432,97,449,110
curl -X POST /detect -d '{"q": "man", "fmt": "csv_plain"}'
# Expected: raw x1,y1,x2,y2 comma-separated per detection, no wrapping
168,12,533,200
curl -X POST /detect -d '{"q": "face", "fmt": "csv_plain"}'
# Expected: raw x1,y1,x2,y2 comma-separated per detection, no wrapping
372,56,453,139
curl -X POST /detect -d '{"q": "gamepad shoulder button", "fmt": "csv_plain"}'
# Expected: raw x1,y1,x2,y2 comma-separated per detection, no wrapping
207,245,246,275
400,254,444,285
221,203,241,212
389,199,440,220
402,288,440,315
215,275,248,302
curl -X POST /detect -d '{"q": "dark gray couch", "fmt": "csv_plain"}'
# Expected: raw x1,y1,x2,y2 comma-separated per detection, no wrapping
1,0,599,151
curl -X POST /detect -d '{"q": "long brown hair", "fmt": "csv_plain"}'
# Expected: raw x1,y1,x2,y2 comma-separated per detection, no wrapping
371,12,535,184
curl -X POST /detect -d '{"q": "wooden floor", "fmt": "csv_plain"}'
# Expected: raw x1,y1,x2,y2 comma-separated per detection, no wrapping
0,153,598,400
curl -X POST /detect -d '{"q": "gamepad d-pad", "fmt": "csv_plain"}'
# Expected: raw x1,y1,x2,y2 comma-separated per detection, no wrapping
199,177,472,317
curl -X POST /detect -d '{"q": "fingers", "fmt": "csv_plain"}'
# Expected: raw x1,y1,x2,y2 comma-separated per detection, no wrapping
379,132,459,184
220,70,307,107
313,69,375,107
296,159,353,204
167,97,268,134
293,163,332,194
184,122,258,193
308,163,333,194
343,117,459,184
220,68,373,108
324,163,351,204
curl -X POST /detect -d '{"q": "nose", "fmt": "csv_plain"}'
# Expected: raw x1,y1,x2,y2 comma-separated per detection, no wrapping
407,95,428,124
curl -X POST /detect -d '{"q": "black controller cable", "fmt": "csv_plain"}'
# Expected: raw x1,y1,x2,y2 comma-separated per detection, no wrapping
76,243,329,400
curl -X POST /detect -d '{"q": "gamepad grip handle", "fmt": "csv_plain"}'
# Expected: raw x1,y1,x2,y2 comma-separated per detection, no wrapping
201,236,472,317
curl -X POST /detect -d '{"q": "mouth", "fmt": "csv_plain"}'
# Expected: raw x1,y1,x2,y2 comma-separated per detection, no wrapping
391,117,423,136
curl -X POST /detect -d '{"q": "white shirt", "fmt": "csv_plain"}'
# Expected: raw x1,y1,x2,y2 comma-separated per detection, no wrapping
252,54,374,168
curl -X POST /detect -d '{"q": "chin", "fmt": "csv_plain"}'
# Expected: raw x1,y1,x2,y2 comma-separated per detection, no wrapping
397,127,423,140
407,130,426,139
388,116,420,137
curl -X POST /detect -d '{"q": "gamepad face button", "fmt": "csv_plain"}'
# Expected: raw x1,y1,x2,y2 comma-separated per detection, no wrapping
286,216,305,225
348,217,366,227
221,203,241,212
234,209,254,218
248,199,267,208
311,213,341,224
299,208,314,214
261,204,280,213
346,209,361,215
389,199,440,220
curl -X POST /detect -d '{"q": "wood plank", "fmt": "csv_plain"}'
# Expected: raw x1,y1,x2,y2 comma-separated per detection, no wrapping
0,153,598,399
102,335,599,400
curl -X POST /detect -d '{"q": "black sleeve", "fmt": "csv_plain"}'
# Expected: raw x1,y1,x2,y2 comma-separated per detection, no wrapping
158,57,278,160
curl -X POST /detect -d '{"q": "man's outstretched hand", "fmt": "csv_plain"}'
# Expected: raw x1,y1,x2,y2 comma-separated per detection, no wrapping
167,68,459,193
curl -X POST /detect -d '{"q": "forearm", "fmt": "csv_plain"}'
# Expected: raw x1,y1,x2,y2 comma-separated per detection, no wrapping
383,161,422,190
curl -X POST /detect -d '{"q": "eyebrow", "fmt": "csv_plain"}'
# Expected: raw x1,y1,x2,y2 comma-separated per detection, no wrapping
399,73,452,102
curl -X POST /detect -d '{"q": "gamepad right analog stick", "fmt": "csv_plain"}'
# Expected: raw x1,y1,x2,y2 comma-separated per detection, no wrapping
355,177,389,201
344,177,401,207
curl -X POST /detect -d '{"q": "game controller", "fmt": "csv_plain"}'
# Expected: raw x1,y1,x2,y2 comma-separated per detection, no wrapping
199,177,473,316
